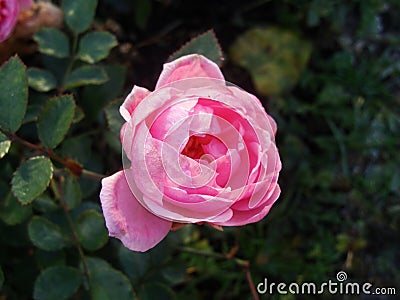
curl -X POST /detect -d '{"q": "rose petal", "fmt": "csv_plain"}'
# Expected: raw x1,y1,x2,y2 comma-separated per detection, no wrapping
120,85,151,122
155,54,225,89
100,171,172,252
0,0,19,43
215,185,281,226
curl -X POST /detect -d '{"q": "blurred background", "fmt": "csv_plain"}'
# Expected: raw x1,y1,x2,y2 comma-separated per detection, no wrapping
1,0,399,299
100,0,400,296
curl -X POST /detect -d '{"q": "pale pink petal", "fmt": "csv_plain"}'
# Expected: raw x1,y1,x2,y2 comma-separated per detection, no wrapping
18,0,33,11
120,85,151,122
149,99,196,140
155,54,225,89
100,171,172,252
215,185,281,226
0,1,19,42
267,115,278,136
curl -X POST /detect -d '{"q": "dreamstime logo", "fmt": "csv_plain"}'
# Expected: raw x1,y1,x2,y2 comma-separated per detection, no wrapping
257,271,397,296
336,271,347,282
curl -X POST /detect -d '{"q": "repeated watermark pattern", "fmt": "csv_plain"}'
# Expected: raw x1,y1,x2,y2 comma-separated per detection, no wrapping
257,271,397,296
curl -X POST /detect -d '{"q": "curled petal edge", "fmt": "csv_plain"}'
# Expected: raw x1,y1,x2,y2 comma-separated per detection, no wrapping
100,171,172,252
155,54,225,89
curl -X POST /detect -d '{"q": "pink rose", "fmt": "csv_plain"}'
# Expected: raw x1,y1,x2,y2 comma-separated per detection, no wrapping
0,0,33,42
100,54,281,252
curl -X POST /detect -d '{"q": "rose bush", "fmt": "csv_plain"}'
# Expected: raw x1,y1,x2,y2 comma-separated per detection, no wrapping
0,0,33,42
100,54,281,252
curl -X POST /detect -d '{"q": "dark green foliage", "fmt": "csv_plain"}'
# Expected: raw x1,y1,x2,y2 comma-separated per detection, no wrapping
64,66,109,90
37,96,75,149
168,30,224,66
11,157,53,205
33,28,70,59
0,132,11,159
33,266,82,300
0,56,28,132
62,0,98,34
77,31,118,64
27,68,57,92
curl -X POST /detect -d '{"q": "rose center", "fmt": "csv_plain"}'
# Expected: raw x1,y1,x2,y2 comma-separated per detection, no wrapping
181,134,209,160
181,133,227,162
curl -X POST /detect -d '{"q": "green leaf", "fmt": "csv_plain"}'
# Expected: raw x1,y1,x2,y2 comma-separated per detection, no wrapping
230,27,311,96
0,193,32,225
0,132,11,159
62,0,98,34
82,65,126,121
78,154,103,198
168,30,223,66
37,95,75,149
33,266,82,300
33,28,70,58
0,266,3,290
162,264,186,285
27,68,57,92
73,105,85,123
104,99,124,136
28,216,69,251
83,256,111,272
139,283,176,300
61,134,92,164
89,267,135,300
63,176,82,210
11,156,53,205
118,244,151,283
75,210,108,251
32,195,59,213
23,104,42,124
0,56,28,132
64,66,108,90
77,31,118,64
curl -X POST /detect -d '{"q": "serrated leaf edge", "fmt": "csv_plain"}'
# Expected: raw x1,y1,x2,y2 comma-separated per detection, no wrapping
27,67,58,92
167,29,224,66
37,94,76,149
104,97,123,132
0,55,29,133
77,31,118,64
33,28,70,58
64,66,109,90
11,156,54,205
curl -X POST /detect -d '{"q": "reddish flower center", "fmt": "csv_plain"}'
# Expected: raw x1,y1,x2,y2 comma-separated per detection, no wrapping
181,134,210,160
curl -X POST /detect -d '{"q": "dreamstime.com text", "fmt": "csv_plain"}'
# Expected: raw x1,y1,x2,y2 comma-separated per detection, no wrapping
257,271,397,296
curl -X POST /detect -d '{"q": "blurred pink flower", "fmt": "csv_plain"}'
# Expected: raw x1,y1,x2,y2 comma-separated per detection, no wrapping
0,0,33,42
100,54,282,252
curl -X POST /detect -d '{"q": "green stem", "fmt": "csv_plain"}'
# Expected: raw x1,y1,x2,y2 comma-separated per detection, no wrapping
6,131,105,181
178,247,259,300
60,33,79,93
53,179,90,282
81,169,106,181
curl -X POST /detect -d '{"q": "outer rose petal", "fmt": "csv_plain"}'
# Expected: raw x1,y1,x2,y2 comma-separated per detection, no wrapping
120,85,151,122
0,0,19,42
155,54,225,89
214,185,281,226
100,171,172,252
